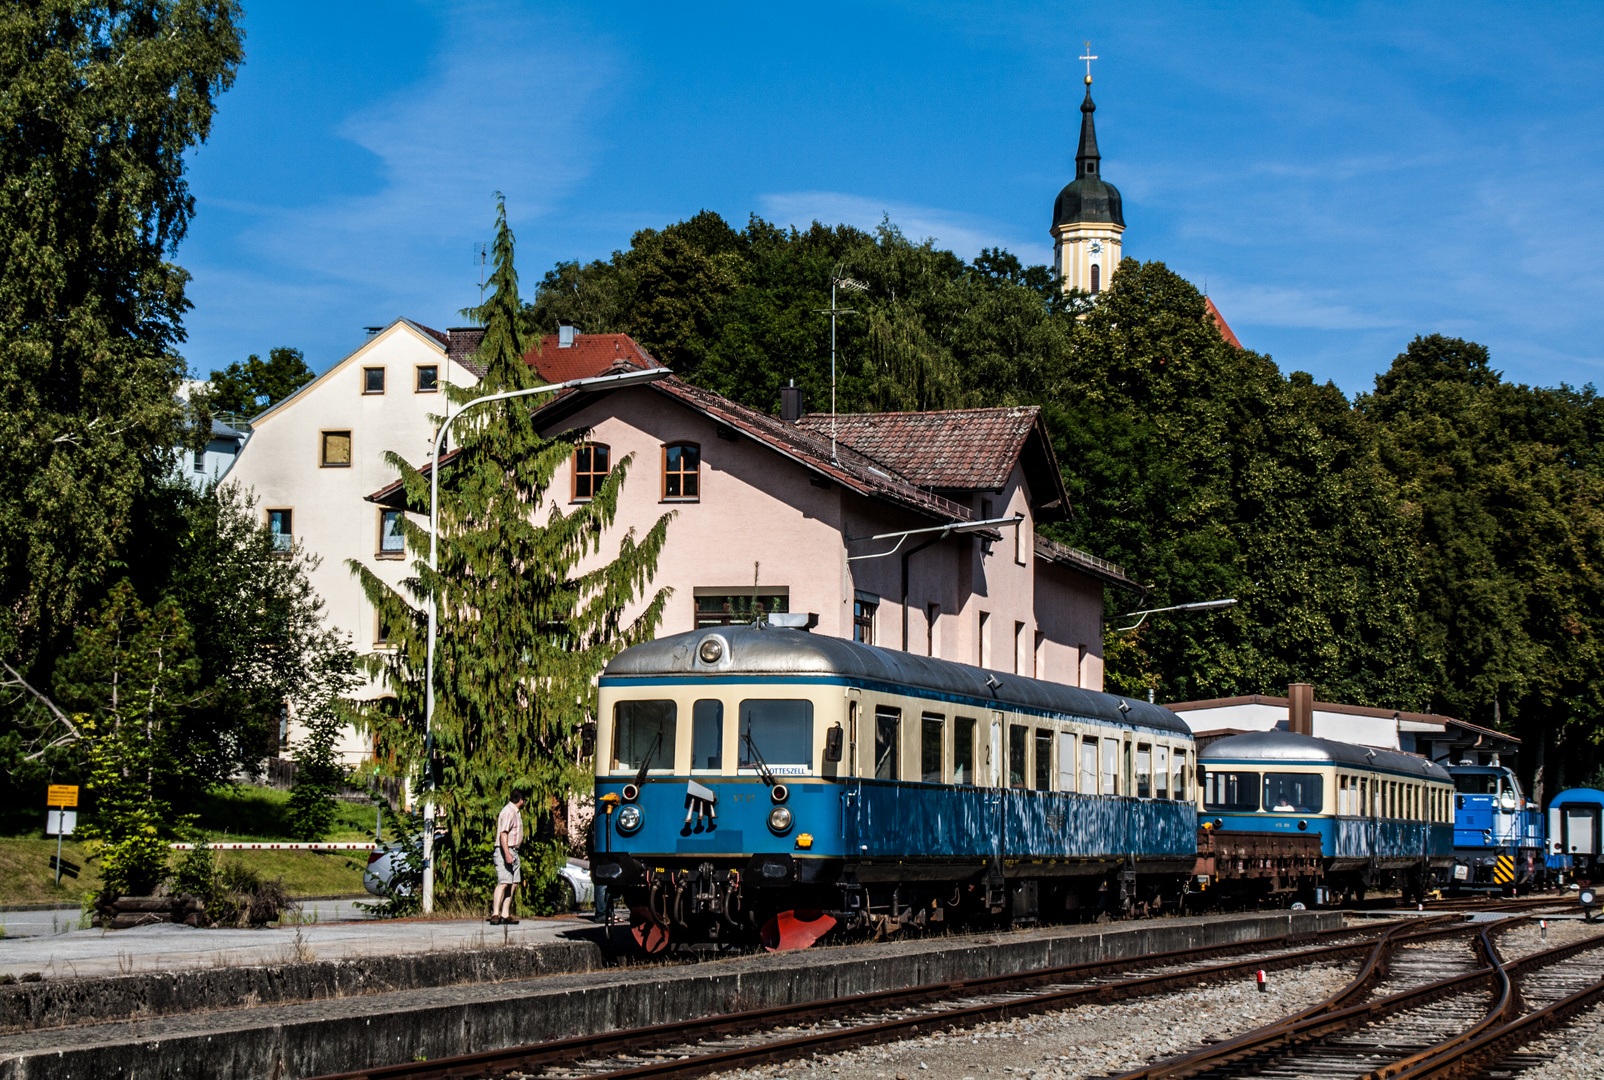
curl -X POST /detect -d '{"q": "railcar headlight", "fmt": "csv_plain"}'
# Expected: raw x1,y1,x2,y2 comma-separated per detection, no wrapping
767,806,794,834
1297,820,1308,831
698,637,724,663
616,804,644,835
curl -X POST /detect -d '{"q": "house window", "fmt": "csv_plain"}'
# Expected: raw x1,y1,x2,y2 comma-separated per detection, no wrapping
375,608,394,646
1034,728,1052,790
573,443,610,501
415,365,438,393
1034,631,1045,679
321,430,352,467
1014,513,1027,564
853,591,877,644
1090,264,1101,294
378,509,405,557
267,509,292,553
1014,621,1026,674
694,586,788,627
663,443,700,500
193,449,206,473
926,603,940,657
978,610,991,668
363,367,385,394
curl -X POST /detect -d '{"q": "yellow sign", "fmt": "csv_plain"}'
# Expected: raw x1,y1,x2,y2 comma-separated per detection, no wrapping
1492,854,1516,885
46,784,78,808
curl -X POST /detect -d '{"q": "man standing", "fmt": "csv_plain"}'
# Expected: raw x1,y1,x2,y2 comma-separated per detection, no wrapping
490,789,526,925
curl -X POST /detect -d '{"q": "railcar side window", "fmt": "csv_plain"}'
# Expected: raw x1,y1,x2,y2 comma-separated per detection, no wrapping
1057,731,1076,792
691,699,723,770
738,699,813,774
1135,743,1152,799
1264,772,1322,813
921,714,944,784
613,700,677,772
1101,738,1118,796
954,717,976,785
1172,749,1187,800
1081,737,1098,795
1154,746,1169,799
1454,774,1498,795
1034,729,1052,790
1008,724,1028,789
875,706,900,780
1204,770,1260,812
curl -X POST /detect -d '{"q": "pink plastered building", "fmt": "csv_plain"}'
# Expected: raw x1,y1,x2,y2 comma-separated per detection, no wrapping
371,333,1137,690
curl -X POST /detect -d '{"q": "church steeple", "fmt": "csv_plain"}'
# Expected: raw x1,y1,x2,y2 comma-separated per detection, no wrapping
1051,44,1124,296
1076,85,1101,179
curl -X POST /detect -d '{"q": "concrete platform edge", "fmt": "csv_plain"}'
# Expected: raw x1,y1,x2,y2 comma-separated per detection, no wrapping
0,912,1339,1080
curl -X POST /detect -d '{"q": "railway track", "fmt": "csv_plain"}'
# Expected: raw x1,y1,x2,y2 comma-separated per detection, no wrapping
1103,917,1604,1080
305,917,1461,1080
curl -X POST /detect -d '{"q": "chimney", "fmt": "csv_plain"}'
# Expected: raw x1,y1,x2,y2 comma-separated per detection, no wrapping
558,322,576,348
780,379,804,423
1287,682,1314,737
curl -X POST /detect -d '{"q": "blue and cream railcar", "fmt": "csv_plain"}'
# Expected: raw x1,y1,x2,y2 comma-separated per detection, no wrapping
1546,787,1604,880
590,625,1198,950
1448,764,1546,890
1198,731,1454,902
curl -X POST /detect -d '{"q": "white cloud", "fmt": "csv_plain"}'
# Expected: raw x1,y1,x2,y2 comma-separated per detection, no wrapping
1202,279,1399,332
759,191,1052,266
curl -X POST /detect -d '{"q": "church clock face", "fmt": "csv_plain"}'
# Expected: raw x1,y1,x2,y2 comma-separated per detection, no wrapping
1090,241,1102,254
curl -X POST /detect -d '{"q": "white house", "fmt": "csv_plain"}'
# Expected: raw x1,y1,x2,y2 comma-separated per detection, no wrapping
225,319,485,765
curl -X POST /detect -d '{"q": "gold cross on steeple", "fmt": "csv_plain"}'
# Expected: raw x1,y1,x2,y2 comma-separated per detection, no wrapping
1079,41,1097,84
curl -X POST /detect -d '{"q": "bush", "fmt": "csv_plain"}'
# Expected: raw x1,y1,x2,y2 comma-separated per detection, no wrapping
171,836,295,926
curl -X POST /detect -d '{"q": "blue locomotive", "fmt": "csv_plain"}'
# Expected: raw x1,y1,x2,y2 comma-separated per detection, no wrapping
1547,787,1604,880
589,624,1198,951
1447,762,1546,890
1196,730,1455,904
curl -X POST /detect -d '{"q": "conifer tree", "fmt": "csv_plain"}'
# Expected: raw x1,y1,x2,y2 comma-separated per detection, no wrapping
352,197,673,903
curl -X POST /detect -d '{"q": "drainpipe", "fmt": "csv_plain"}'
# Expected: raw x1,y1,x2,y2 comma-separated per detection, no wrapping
901,535,946,651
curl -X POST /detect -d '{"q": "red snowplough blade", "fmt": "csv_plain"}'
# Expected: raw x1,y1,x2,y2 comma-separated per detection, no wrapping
760,909,837,952
629,905,670,953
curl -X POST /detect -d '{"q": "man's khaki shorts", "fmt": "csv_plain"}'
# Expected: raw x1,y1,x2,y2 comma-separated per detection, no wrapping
496,854,521,885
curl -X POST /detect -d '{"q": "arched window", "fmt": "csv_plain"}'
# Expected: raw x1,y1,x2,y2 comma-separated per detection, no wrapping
1089,263,1101,294
572,443,610,501
663,442,701,500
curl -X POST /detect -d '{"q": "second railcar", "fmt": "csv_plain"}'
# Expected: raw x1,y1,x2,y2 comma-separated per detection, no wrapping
1547,787,1604,880
1197,731,1454,903
590,624,1198,950
1448,763,1546,890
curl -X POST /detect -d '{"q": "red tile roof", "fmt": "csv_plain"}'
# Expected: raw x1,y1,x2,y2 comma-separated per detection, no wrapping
794,407,1038,491
1205,297,1241,349
523,333,660,383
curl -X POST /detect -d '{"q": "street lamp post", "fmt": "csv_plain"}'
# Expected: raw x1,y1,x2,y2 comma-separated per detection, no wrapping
418,365,671,914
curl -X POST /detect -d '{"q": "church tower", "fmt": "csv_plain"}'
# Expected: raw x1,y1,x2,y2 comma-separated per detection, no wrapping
1052,53,1124,296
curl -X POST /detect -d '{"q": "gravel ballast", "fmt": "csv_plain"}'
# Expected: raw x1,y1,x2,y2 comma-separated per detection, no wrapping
706,963,1357,1080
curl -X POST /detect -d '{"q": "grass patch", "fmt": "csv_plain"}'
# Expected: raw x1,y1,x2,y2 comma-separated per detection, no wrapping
0,839,368,906
194,786,381,842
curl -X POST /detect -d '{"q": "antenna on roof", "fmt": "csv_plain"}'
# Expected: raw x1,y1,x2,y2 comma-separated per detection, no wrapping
820,270,868,466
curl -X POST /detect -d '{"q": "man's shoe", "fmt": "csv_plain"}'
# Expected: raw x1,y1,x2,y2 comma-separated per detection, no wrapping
487,915,502,925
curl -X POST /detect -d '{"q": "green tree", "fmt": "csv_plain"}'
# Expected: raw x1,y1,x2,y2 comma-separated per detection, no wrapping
353,198,673,905
0,1,244,679
285,636,362,840
53,581,201,899
207,347,315,415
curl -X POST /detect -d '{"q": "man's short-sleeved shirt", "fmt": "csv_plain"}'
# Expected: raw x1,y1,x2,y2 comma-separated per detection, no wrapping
496,801,523,848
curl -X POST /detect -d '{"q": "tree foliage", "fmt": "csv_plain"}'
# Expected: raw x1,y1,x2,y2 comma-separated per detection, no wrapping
0,0,244,674
206,346,315,415
353,198,673,905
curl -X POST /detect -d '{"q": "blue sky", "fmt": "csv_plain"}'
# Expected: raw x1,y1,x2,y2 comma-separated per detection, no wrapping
179,2,1604,397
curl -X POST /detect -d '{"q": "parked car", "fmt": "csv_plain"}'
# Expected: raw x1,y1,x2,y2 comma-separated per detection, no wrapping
365,847,594,913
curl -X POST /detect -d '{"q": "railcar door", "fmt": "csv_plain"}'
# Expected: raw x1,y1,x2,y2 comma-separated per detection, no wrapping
1566,805,1600,856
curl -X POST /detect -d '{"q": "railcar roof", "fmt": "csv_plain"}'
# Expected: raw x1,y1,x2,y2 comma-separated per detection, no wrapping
603,626,1191,735
1200,729,1451,781
1551,787,1604,806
